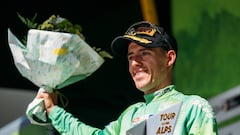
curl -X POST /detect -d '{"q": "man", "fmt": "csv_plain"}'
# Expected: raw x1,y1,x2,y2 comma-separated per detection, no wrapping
37,21,219,134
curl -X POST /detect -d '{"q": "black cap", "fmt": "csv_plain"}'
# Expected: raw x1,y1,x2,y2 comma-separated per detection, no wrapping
111,21,178,57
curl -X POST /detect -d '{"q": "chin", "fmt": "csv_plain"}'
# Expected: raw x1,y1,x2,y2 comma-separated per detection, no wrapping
136,85,149,92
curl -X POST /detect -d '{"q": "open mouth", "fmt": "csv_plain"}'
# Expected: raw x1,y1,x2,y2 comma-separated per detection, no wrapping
133,68,148,80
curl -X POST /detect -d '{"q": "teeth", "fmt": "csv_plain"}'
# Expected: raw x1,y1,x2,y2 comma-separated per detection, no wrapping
135,72,145,77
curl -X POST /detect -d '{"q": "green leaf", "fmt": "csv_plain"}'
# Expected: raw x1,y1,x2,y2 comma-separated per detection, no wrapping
17,13,38,29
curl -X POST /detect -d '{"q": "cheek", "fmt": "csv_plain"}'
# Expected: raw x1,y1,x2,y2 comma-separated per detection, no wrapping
128,64,133,75
152,59,167,73
128,60,136,74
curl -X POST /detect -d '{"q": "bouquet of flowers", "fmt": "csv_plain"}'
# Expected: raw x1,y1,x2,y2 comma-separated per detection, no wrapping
8,14,112,125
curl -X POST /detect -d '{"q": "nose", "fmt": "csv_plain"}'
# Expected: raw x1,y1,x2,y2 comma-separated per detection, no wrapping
130,55,142,66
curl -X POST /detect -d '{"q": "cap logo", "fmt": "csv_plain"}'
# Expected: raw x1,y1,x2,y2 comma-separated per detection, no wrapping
128,28,157,37
123,35,152,44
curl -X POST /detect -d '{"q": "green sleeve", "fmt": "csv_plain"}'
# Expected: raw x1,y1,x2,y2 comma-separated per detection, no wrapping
49,106,101,135
185,97,219,135
48,103,144,135
48,106,124,135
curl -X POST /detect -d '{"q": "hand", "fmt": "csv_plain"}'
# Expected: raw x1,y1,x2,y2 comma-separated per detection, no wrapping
36,90,58,115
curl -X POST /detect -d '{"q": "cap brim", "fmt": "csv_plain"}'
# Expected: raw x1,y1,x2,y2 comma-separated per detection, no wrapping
111,35,163,57
111,36,134,57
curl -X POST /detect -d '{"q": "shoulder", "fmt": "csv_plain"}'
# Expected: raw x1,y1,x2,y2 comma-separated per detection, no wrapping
126,102,145,110
182,95,215,118
184,94,208,102
120,102,145,115
172,90,210,106
184,94,210,106
173,89,211,109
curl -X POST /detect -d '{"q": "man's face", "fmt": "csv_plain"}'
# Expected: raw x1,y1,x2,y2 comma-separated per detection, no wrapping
127,42,171,94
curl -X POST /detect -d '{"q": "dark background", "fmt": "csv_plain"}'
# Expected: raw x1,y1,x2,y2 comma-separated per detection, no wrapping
0,0,171,129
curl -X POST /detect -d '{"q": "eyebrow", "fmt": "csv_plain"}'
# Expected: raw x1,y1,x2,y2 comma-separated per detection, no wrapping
127,48,152,56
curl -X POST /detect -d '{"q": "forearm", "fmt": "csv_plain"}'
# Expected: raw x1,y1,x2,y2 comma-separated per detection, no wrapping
49,106,101,135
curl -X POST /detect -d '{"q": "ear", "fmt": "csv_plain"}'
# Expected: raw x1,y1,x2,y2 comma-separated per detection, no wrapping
167,50,176,66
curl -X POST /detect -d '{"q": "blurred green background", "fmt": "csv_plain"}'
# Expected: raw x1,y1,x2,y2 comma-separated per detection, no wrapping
172,0,240,99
